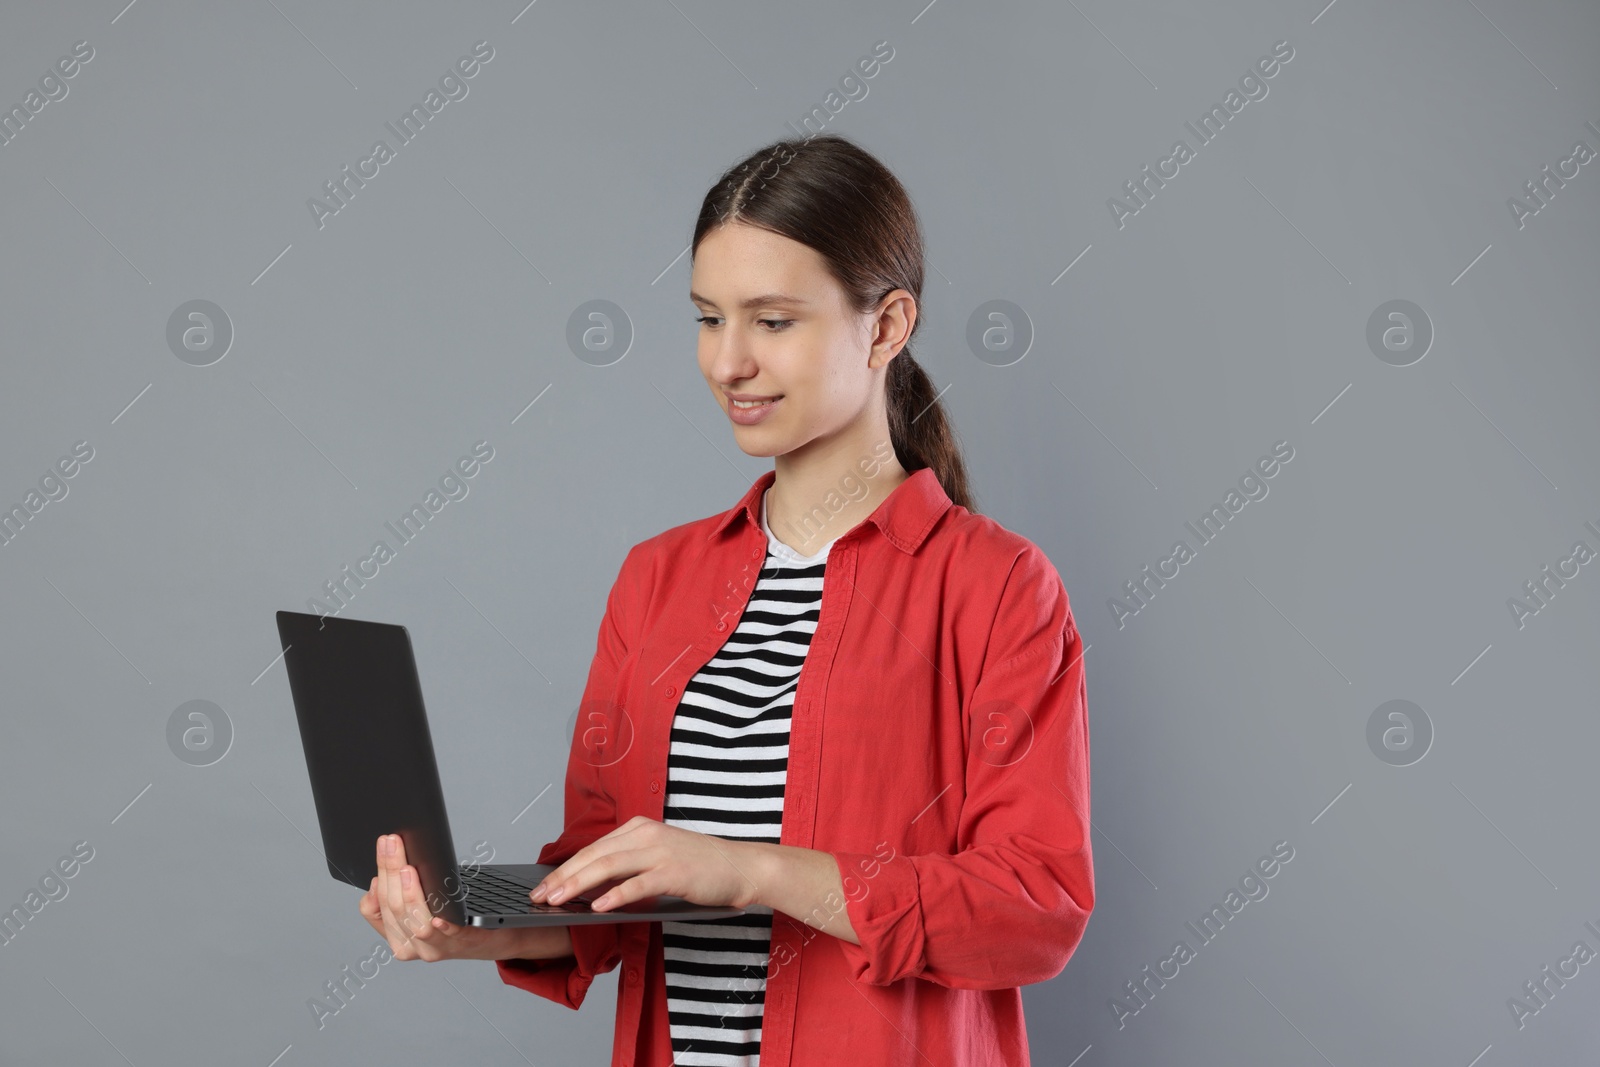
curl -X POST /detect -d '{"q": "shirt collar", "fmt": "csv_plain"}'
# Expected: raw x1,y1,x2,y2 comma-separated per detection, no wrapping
709,466,952,555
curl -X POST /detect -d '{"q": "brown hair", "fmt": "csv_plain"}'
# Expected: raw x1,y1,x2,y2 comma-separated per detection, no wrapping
691,134,976,513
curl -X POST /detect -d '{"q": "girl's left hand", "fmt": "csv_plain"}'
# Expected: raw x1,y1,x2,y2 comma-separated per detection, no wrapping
530,816,763,912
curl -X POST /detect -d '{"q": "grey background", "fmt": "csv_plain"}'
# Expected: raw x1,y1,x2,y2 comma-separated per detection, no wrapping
1,0,1597,1064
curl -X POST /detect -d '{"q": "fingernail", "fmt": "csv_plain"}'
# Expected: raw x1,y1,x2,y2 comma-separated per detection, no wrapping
530,883,546,901
548,886,564,903
402,868,413,888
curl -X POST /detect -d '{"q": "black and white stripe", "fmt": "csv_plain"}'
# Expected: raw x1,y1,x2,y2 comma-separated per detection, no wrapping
661,509,834,1066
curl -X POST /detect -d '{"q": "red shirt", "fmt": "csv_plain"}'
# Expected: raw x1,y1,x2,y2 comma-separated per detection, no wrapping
496,466,1093,1066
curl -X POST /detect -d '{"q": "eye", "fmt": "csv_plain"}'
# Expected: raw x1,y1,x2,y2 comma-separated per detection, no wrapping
694,315,793,331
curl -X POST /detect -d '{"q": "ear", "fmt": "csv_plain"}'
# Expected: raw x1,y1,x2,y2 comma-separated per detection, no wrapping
869,289,917,367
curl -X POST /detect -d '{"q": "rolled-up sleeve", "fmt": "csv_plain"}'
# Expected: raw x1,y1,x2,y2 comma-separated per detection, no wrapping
831,545,1094,989
496,546,643,1008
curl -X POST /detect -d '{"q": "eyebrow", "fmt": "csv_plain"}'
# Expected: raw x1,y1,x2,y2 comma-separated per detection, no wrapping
689,291,811,310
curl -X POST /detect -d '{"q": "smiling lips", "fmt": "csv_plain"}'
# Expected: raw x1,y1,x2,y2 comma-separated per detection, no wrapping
725,394,783,424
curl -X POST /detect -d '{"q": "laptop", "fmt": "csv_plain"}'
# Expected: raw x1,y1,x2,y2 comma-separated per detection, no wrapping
274,609,746,928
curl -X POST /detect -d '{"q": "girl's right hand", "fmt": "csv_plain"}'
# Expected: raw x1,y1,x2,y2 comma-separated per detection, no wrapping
359,833,572,963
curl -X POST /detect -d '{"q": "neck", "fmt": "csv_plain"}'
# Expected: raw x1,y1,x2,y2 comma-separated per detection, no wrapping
766,430,908,557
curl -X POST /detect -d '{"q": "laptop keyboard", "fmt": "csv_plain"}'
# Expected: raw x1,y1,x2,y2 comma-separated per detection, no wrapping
459,866,594,916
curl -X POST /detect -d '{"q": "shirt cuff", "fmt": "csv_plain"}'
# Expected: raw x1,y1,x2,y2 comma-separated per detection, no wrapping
495,923,623,1009
830,849,925,985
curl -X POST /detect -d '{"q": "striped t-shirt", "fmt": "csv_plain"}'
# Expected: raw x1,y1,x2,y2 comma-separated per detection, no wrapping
659,490,839,1066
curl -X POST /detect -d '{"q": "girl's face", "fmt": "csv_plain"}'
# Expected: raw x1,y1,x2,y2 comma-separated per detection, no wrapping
690,220,910,459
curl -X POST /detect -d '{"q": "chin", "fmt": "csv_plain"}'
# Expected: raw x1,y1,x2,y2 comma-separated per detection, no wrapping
727,419,791,451
732,436,786,460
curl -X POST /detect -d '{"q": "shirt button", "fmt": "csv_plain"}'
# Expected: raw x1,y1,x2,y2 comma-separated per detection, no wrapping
626,967,640,984
715,621,728,632
752,547,763,558
665,684,676,697
649,779,660,793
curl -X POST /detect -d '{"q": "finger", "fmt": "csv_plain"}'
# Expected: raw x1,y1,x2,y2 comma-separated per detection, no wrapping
359,877,385,932
533,819,650,900
374,836,400,939
532,850,594,902
547,850,631,905
374,835,390,915
375,834,397,923
396,865,437,949
370,843,405,953
406,878,472,958
384,869,430,957
426,912,467,938
382,834,410,930
534,833,615,898
378,837,419,953
591,872,653,912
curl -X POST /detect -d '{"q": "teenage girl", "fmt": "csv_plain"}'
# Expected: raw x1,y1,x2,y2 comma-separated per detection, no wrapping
360,134,1093,1067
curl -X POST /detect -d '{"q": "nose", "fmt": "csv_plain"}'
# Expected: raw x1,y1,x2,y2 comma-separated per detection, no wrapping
705,324,758,388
